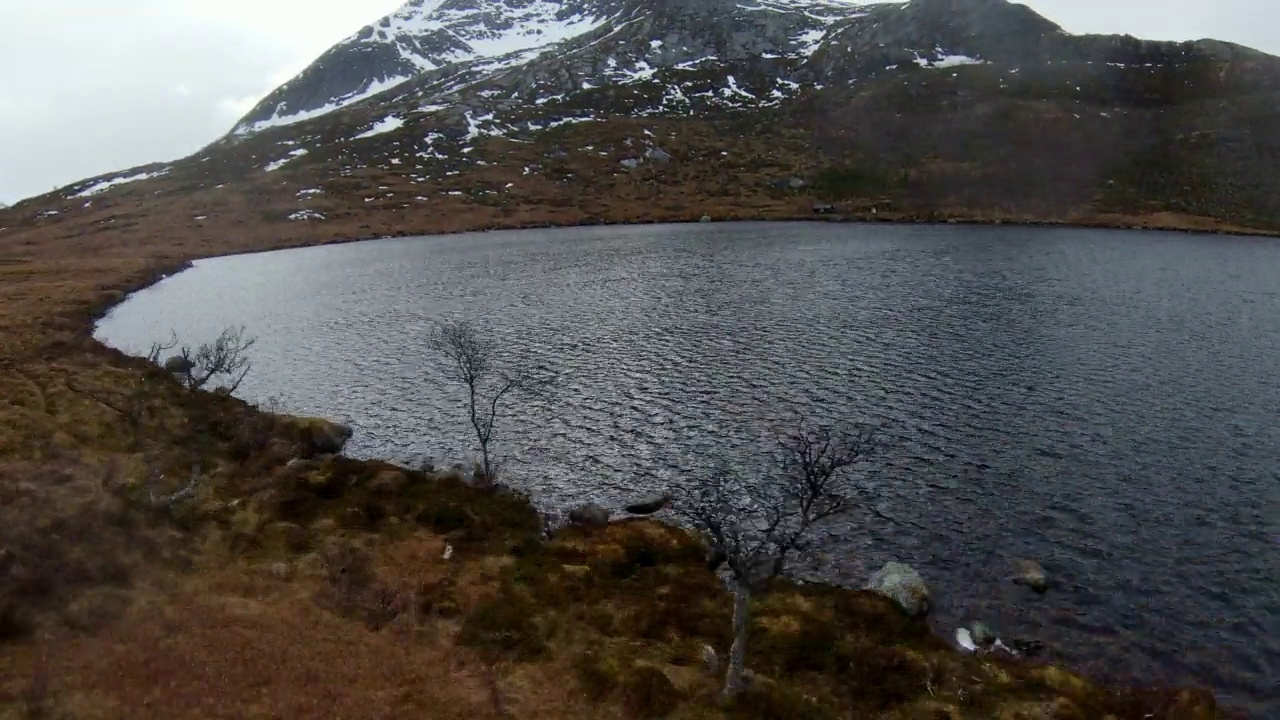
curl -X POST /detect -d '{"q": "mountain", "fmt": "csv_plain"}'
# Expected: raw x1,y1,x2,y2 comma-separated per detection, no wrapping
6,0,1280,245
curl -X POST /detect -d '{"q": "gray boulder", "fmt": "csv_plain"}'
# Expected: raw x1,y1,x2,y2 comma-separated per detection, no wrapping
865,561,930,617
645,146,672,164
970,621,996,647
163,354,194,374
307,421,353,456
1013,560,1049,593
624,492,672,515
568,503,610,527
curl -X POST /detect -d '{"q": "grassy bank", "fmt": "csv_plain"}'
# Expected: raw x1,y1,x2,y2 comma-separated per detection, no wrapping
0,198,1246,718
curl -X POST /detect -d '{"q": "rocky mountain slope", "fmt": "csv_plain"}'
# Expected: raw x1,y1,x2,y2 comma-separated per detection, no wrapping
4,0,1280,241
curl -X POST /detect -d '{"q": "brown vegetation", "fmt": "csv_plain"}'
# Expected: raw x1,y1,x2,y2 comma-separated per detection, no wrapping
0,106,1257,718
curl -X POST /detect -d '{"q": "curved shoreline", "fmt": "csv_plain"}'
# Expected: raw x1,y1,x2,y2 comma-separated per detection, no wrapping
0,210,1258,718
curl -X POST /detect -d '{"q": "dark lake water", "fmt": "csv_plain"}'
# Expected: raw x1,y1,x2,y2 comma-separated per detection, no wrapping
94,222,1280,715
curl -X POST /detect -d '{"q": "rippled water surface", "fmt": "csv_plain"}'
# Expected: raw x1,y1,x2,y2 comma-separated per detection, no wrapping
96,222,1280,714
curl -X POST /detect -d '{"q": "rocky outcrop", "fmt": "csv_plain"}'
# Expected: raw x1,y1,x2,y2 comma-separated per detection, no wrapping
568,502,610,527
865,561,930,617
162,355,194,374
623,492,672,515
286,417,354,458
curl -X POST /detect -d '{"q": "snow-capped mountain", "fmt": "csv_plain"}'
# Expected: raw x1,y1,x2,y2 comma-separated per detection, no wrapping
13,0,1280,239
233,0,1279,142
235,0,869,134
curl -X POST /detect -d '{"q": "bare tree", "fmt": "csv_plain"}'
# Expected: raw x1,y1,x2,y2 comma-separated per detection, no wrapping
675,413,877,698
145,330,179,365
173,326,257,393
427,320,548,484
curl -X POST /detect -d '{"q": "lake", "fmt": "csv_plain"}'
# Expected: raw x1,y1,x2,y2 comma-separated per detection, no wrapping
94,221,1280,715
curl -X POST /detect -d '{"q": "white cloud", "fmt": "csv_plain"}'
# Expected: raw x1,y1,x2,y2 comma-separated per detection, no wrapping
0,0,402,202
0,0,1274,203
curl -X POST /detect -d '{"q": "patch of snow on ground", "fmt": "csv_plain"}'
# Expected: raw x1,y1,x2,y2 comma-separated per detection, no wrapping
650,40,663,50
288,209,325,221
355,115,406,139
931,54,986,68
297,188,324,197
264,148,308,172
547,116,598,129
675,57,718,70
722,75,757,100
619,60,658,82
793,28,826,56
71,169,170,198
418,104,450,114
464,112,500,140
238,75,411,135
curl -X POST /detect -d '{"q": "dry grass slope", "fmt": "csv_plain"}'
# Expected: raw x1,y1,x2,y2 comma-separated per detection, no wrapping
0,106,1261,718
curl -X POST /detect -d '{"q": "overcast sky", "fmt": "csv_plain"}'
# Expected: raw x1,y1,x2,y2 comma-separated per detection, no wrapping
1,0,1274,204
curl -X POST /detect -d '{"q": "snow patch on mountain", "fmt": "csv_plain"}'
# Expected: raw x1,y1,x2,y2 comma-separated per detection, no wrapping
71,169,170,198
241,76,412,135
930,54,987,68
428,1,609,61
355,115,407,139
264,148,309,172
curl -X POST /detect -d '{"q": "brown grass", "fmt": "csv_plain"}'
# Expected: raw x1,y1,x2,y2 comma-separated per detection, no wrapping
0,114,1252,719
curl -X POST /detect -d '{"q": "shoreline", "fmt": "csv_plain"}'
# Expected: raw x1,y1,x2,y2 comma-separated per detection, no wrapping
85,211,1280,286
0,208,1255,718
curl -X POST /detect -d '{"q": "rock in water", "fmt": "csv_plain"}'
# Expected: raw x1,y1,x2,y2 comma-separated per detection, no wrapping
624,492,672,515
1009,638,1046,656
162,354,194,374
568,503,610,527
970,621,996,647
865,561,930,617
1013,560,1049,593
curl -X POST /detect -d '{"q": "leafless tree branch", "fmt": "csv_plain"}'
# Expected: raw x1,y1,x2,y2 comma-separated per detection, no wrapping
175,326,256,392
673,411,879,698
145,330,179,365
428,320,551,484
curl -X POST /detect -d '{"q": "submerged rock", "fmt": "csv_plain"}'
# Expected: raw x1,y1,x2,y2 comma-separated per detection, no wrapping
624,492,672,516
568,503,610,527
1009,638,1046,656
1013,560,1049,593
865,561,930,617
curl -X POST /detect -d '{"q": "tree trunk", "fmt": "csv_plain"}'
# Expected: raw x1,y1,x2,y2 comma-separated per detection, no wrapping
722,584,751,698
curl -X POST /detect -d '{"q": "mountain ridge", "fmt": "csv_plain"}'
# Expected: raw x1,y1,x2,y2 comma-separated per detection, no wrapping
3,0,1279,240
